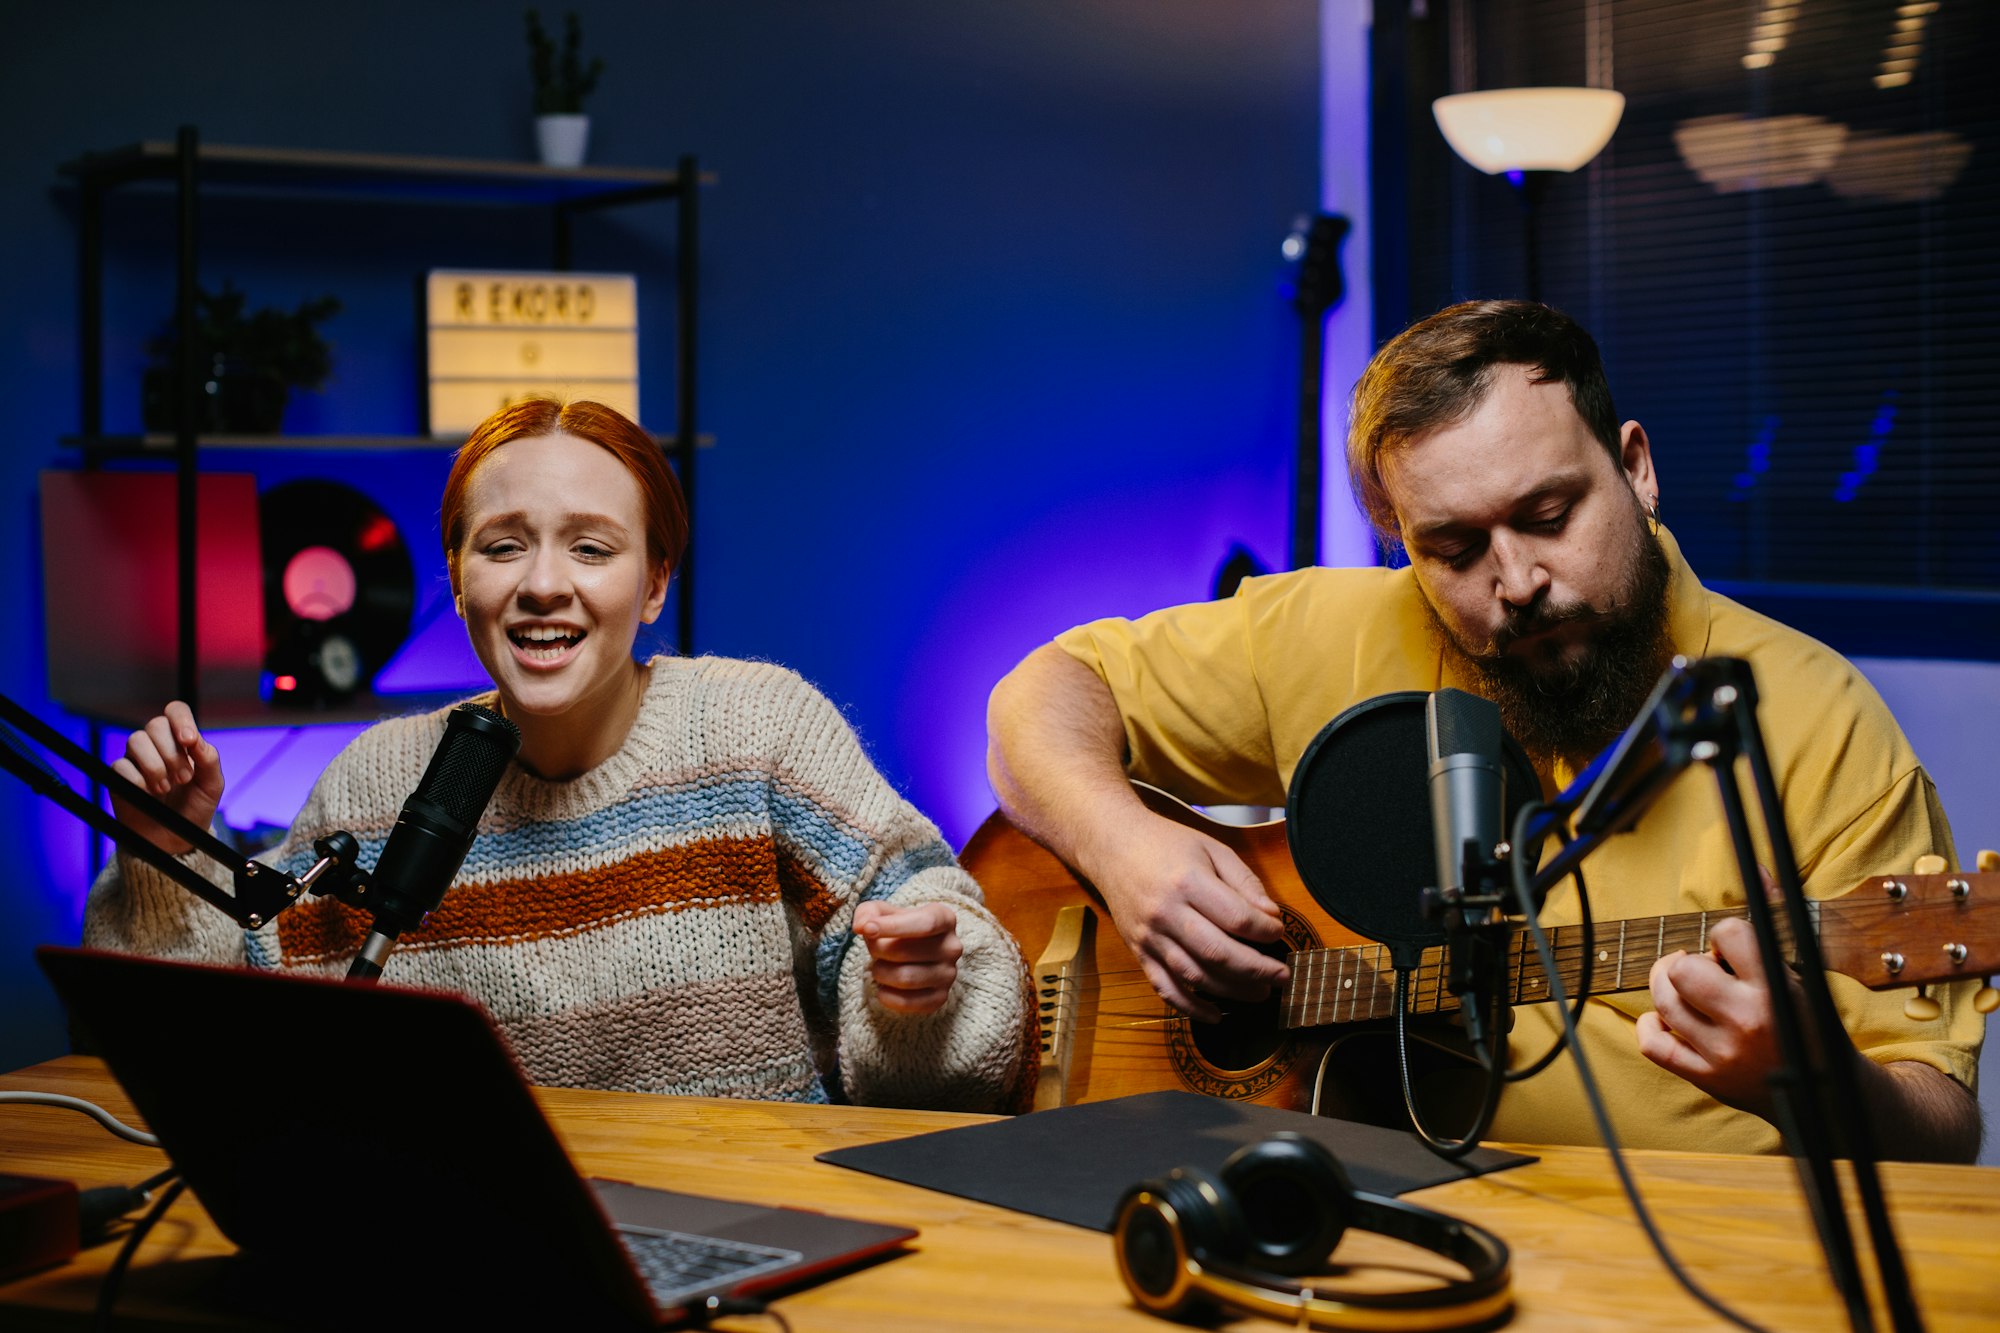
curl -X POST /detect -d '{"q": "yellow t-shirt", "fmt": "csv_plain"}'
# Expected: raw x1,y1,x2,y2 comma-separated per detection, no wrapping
1054,528,1982,1153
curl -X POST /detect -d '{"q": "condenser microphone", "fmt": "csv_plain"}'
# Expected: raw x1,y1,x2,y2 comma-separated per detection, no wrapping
349,703,521,981
1425,689,1508,1048
1425,689,1505,900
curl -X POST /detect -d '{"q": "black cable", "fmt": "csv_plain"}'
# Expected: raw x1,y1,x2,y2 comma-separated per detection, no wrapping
1504,799,1771,1333
93,1175,186,1332
1395,966,1506,1160
1505,824,1593,1083
77,1167,181,1246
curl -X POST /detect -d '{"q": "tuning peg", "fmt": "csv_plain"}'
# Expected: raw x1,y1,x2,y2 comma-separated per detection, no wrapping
1978,850,1999,873
1976,983,1999,1015
1904,985,1942,1022
1913,853,1947,876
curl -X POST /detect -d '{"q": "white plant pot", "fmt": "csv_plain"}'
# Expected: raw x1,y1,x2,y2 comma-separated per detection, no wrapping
536,114,591,168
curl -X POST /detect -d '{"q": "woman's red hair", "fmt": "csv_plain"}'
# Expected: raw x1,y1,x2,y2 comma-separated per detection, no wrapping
439,398,689,595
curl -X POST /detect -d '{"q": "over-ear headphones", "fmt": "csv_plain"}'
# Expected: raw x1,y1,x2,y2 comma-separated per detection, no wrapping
1112,1133,1511,1330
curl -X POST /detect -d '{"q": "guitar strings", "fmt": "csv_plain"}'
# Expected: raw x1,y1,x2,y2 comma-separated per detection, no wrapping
1035,898,1969,1048
1030,904,1972,1094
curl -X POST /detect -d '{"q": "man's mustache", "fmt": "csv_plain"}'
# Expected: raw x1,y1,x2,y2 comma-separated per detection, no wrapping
1488,598,1602,657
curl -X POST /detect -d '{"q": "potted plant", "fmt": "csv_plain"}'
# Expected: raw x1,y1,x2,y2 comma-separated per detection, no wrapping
527,9,605,168
142,283,341,435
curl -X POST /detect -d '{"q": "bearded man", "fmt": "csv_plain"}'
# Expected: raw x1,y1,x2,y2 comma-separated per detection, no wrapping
986,300,1982,1160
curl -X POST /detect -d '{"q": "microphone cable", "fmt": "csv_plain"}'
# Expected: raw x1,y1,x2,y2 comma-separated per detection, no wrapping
1505,799,1771,1333
1395,967,1506,1160
1504,824,1596,1084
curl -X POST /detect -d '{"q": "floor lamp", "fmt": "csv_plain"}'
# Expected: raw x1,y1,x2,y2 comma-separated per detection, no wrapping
1432,88,1624,302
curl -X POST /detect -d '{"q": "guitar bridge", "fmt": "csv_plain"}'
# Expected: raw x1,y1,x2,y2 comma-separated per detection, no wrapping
1032,905,1095,1111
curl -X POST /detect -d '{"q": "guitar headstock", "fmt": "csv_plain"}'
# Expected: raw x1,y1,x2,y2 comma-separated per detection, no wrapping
1818,851,2000,1019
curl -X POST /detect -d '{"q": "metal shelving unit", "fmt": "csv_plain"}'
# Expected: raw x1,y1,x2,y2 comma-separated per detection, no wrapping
58,127,709,727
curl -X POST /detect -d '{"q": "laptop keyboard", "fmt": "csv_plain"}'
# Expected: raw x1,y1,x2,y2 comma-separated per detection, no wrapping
615,1224,805,1306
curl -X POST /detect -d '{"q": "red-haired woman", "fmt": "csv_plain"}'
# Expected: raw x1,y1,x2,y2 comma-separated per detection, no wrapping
85,399,1032,1112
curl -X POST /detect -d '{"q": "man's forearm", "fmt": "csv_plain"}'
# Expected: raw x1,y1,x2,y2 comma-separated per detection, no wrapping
985,643,1147,877
1846,1056,1983,1164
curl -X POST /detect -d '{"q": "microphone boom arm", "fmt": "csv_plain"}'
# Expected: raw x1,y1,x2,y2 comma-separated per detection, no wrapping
0,689,360,931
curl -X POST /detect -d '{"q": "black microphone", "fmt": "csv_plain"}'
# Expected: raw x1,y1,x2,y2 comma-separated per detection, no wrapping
349,703,521,981
1424,689,1508,1049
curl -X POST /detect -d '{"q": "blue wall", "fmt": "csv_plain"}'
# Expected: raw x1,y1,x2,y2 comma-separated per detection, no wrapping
0,2,1322,1069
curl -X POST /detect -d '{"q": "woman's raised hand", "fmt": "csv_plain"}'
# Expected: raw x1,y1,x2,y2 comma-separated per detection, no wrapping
110,701,225,856
853,900,963,1014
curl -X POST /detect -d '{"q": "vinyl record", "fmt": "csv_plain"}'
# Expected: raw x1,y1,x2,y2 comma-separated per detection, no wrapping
1284,693,1544,969
259,480,415,704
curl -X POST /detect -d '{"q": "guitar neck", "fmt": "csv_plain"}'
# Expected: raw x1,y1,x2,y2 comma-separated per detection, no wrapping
1280,902,1815,1029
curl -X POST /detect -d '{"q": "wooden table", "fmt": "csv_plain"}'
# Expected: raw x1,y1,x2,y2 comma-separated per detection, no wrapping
3,1056,1996,1330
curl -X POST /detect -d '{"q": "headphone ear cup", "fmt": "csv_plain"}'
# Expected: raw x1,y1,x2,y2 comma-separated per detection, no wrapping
1112,1167,1244,1320
1158,1166,1244,1263
1218,1132,1356,1277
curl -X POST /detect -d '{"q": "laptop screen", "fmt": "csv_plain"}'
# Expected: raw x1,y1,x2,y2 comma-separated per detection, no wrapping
38,946,657,1327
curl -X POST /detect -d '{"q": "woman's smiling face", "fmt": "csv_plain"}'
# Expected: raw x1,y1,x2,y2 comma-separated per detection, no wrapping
455,431,668,728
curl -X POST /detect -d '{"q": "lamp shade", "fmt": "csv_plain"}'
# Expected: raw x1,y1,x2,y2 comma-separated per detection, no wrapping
1433,88,1626,173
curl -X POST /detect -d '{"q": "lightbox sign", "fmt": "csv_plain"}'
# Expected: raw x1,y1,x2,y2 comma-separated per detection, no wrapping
424,269,639,438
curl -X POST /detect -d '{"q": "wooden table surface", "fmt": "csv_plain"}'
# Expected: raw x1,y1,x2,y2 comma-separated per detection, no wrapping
3,1056,1996,1331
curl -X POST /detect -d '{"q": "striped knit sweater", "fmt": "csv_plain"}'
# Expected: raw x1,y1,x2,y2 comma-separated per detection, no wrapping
84,656,1036,1113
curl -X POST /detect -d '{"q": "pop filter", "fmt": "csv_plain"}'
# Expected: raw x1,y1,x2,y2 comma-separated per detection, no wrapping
1284,693,1543,970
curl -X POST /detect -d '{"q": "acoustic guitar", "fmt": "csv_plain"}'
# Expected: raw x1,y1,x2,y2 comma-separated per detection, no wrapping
962,784,2000,1116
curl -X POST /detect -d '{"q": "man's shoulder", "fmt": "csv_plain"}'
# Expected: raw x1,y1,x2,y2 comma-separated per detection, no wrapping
1227,563,1426,647
1701,584,1876,695
1698,582,1917,771
1236,562,1405,598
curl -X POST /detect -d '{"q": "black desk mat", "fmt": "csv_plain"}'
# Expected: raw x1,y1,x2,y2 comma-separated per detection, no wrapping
819,1091,1535,1232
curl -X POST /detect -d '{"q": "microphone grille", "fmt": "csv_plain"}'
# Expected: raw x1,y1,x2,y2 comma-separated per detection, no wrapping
423,704,524,824
1427,688,1503,763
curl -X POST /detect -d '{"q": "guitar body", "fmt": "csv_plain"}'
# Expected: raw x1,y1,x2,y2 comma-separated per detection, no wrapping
961,786,1420,1114
960,792,1336,1104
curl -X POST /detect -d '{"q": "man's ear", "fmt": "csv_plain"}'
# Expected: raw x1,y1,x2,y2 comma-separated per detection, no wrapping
1620,420,1658,510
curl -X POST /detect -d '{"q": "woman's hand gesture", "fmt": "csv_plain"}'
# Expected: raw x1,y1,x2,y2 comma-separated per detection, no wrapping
110,702,225,857
854,901,963,1015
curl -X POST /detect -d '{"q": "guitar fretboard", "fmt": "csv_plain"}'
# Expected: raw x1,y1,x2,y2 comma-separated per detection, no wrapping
1279,902,1815,1030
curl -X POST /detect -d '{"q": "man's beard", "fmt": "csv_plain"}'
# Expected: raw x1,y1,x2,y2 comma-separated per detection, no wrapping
1425,515,1676,765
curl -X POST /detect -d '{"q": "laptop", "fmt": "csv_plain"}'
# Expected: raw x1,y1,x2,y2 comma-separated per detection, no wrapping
37,946,916,1328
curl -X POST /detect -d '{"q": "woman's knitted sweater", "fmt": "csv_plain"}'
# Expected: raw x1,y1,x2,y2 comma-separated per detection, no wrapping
84,656,1036,1113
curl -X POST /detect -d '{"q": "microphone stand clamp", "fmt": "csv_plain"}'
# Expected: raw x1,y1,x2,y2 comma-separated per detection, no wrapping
1421,837,1512,1052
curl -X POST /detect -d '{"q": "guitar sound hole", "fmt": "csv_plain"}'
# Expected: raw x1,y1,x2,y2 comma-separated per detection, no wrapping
1186,939,1289,1075
1188,995,1284,1074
